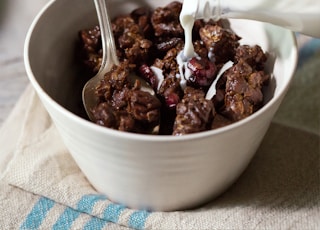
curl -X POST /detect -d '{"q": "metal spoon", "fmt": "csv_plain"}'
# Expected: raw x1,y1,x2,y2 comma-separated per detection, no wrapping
82,0,119,121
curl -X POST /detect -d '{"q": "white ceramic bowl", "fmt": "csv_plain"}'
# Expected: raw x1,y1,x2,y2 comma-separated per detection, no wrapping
24,0,297,211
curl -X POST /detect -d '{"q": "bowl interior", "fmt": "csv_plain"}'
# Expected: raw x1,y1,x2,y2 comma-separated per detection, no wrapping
25,0,297,130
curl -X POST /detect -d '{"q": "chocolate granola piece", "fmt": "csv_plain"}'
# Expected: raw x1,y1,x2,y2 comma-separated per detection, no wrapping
158,76,183,109
199,24,240,64
193,40,208,58
122,35,153,64
112,15,153,65
94,63,130,103
153,46,182,78
173,87,215,135
79,25,101,53
91,62,161,134
91,102,136,133
130,7,154,38
91,102,119,128
221,60,269,121
151,1,184,37
235,45,268,70
79,26,102,73
128,90,161,123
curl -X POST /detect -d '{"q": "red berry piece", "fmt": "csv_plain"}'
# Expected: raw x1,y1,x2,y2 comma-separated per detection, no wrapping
165,92,180,109
139,64,158,90
187,57,218,88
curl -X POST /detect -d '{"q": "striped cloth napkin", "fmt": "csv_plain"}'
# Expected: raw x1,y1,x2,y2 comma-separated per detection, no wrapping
0,35,319,229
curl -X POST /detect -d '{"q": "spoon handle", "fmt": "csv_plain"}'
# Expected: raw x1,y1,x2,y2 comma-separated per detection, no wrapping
94,0,119,77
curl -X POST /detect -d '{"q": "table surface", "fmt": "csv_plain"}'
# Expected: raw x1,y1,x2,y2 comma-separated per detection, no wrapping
0,0,48,126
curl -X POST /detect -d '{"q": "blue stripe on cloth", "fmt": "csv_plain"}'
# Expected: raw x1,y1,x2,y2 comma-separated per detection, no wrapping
52,194,107,229
83,217,108,230
77,194,107,213
52,207,80,230
20,196,55,230
128,210,151,230
102,203,126,223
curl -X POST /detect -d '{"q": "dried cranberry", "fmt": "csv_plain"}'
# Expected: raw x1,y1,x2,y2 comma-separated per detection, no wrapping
187,57,218,88
139,64,158,90
165,92,180,109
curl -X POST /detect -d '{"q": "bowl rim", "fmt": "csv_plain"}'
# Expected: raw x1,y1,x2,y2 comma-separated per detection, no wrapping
24,0,298,143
